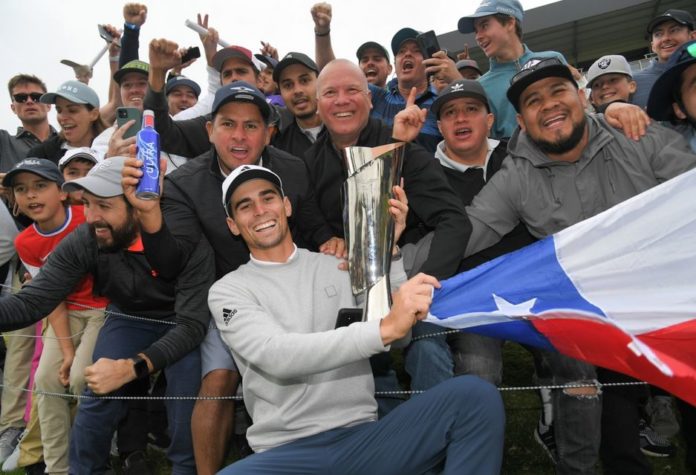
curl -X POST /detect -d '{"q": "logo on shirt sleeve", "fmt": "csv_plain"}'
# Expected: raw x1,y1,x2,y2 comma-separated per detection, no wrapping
222,308,237,325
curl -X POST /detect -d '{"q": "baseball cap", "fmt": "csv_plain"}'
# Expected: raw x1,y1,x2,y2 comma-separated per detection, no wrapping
2,158,64,188
113,60,149,85
211,81,271,122
356,41,391,62
165,76,201,97
507,57,576,112
212,46,260,73
272,52,319,83
391,28,420,56
456,59,482,75
647,40,696,121
221,164,284,217
585,55,633,88
646,9,695,38
58,147,101,172
62,156,127,198
40,80,100,109
431,80,491,118
254,54,279,71
458,0,525,34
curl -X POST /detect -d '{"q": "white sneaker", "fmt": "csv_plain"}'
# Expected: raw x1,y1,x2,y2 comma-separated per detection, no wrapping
1,429,25,471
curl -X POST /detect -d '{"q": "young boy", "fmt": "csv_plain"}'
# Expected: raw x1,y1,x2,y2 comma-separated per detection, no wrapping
586,55,637,109
1,158,107,475
57,148,101,205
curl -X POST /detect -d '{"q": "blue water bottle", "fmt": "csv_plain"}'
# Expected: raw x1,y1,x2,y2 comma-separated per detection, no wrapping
135,110,160,200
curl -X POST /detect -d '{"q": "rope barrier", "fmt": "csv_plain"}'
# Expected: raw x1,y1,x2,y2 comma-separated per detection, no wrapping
0,381,648,401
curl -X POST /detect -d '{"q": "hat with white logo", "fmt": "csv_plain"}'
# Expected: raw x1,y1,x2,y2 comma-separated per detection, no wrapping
221,164,284,216
431,79,490,118
40,80,100,108
272,52,319,83
2,158,64,187
585,55,633,88
211,81,271,122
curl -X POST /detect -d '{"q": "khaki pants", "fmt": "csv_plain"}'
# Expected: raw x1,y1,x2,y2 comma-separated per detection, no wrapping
0,272,35,432
33,308,105,474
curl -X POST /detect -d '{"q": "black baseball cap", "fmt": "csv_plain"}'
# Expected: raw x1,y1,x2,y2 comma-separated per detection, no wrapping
254,54,279,70
221,164,284,217
507,57,576,112
391,28,420,56
356,41,390,62
211,81,271,122
2,158,64,188
272,52,318,83
647,40,696,121
431,80,490,118
646,9,695,38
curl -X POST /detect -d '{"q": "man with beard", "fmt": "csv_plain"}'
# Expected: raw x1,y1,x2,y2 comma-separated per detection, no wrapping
456,58,696,474
271,52,325,158
0,156,213,474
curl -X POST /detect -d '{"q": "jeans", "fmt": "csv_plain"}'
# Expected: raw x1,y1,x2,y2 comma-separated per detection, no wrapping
405,321,504,389
219,376,505,475
69,310,201,475
538,350,601,475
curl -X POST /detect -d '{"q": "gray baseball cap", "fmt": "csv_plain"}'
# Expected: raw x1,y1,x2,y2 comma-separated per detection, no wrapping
40,80,100,108
63,156,127,198
586,55,633,88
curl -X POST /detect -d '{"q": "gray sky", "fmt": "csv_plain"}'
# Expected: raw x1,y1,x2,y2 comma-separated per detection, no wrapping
0,0,555,132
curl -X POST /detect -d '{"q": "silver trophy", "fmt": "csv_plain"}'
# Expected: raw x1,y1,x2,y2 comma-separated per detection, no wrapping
343,143,405,322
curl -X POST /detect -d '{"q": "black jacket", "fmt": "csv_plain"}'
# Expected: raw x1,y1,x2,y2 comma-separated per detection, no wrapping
26,135,65,164
143,146,334,280
303,118,470,280
0,224,214,371
271,120,326,158
441,140,537,272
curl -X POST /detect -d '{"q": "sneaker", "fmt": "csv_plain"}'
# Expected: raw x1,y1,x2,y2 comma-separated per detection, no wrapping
23,461,46,475
121,450,152,475
646,396,680,438
1,429,24,471
639,419,676,457
0,427,24,464
534,421,558,465
147,431,170,453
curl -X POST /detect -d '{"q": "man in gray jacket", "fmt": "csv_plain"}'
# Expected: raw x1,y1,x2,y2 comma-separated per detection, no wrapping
464,57,696,474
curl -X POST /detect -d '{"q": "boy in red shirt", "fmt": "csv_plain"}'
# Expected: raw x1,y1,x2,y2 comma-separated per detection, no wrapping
2,158,107,474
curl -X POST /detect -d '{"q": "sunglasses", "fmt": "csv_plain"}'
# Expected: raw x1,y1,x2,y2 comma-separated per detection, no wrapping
12,92,43,103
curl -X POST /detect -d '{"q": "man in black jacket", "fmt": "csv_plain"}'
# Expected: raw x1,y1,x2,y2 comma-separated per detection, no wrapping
124,81,336,475
401,79,535,393
307,59,470,280
0,156,213,474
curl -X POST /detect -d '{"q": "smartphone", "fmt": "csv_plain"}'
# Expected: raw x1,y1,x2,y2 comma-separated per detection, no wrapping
116,107,142,139
335,308,363,329
416,30,441,60
181,46,201,64
98,24,115,43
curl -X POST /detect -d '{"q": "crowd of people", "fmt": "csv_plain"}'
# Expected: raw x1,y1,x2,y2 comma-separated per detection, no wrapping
0,0,695,474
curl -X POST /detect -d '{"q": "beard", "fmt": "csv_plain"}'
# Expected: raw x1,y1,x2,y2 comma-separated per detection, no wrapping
90,209,139,252
529,114,587,156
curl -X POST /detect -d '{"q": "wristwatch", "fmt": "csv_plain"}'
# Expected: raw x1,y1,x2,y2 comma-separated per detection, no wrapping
131,356,149,380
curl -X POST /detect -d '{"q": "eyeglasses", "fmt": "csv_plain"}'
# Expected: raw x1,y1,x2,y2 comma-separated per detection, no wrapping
510,57,565,86
12,92,43,103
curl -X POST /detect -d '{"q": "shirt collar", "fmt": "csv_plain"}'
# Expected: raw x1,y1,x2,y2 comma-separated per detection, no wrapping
435,138,500,181
249,244,298,266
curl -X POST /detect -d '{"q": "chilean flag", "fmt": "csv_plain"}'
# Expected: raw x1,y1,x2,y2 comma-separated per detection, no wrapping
427,167,696,405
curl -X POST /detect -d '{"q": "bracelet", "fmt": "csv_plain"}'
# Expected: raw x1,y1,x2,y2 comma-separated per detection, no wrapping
109,55,120,62
314,29,330,37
